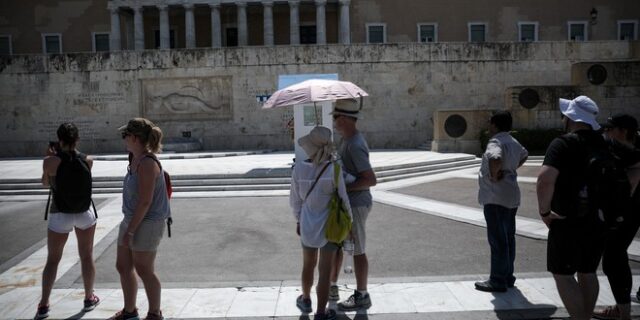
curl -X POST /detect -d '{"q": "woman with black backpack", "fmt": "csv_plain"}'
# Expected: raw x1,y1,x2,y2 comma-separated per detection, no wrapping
109,118,170,320
35,123,100,320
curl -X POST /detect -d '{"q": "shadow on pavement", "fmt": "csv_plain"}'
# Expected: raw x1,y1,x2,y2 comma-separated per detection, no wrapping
63,309,87,319
353,310,369,319
491,287,557,319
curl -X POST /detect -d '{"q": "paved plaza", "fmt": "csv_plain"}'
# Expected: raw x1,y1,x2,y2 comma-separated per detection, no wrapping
1,150,640,319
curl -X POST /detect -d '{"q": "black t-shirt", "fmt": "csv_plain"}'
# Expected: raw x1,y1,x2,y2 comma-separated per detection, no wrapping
543,130,604,217
543,130,640,217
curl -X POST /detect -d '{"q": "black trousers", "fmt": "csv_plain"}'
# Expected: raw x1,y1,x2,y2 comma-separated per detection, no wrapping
602,214,640,304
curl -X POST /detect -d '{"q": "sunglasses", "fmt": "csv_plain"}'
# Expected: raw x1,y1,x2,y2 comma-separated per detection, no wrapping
121,132,131,139
332,115,342,120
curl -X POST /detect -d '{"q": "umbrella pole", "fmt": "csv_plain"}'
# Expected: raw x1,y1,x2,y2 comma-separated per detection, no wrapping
313,102,319,126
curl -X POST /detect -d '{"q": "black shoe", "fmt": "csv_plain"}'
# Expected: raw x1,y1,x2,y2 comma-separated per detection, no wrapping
474,280,507,292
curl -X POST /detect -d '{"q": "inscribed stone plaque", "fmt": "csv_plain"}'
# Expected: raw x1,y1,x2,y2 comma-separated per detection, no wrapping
141,77,232,120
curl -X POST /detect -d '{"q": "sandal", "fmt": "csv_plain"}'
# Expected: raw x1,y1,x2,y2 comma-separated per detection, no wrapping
593,305,620,320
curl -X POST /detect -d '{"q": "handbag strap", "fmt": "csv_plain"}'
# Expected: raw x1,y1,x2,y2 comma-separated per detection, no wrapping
304,162,331,201
333,162,340,191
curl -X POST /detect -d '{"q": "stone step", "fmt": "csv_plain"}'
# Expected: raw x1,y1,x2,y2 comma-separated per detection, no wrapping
0,177,293,190
373,155,476,172
376,159,480,177
0,157,481,196
0,183,293,196
377,163,481,183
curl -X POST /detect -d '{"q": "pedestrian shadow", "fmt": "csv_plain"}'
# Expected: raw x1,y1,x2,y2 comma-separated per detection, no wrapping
297,310,368,320
334,309,368,320
63,310,87,319
490,286,557,319
352,310,369,319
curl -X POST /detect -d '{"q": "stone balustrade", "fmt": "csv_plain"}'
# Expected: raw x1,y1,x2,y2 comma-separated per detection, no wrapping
106,0,351,50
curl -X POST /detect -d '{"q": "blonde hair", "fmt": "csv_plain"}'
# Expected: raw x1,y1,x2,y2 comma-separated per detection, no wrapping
147,125,163,153
123,118,163,153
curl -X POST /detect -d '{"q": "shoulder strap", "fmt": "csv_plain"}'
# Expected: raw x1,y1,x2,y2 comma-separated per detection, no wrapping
304,162,331,201
141,153,172,237
45,189,51,220
333,161,341,191
142,154,162,170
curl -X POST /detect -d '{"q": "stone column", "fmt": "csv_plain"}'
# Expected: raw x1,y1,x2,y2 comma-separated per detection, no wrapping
158,4,170,49
210,2,222,47
339,0,351,44
315,0,326,44
237,1,248,46
109,7,121,51
133,6,144,50
263,1,274,46
185,4,196,48
289,0,300,45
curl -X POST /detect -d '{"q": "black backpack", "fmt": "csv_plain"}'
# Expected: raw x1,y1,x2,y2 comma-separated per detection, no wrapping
45,152,97,219
562,134,632,228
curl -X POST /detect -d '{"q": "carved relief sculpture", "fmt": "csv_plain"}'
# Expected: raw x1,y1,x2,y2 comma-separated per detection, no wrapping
141,76,233,120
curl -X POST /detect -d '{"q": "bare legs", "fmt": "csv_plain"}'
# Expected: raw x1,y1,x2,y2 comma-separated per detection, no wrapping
115,245,138,313
115,246,162,314
301,248,318,299
39,225,96,306
553,273,599,320
353,253,369,291
316,249,333,314
76,225,96,300
301,247,335,315
330,248,343,284
39,230,69,307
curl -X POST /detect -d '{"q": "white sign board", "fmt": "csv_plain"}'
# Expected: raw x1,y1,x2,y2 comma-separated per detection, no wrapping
293,102,333,163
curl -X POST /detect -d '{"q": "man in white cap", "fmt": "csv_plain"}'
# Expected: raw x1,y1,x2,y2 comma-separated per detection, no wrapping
537,95,607,320
330,99,377,311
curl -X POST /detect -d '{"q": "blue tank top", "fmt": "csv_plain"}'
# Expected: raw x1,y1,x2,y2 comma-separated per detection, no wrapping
122,162,171,221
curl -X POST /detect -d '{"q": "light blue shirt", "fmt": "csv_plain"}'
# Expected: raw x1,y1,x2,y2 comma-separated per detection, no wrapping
478,132,529,209
338,131,373,207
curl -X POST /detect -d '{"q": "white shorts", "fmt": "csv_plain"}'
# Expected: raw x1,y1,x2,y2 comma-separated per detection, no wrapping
48,210,97,234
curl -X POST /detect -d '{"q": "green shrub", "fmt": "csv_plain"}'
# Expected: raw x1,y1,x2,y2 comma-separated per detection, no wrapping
479,128,564,156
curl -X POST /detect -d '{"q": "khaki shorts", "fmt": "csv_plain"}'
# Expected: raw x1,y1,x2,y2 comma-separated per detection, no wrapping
352,205,371,255
118,218,165,252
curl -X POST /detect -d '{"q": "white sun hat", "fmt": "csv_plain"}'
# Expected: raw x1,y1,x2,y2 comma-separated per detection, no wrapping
559,95,600,131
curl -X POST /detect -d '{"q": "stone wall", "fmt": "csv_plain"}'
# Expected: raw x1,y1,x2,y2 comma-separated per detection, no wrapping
0,41,638,157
